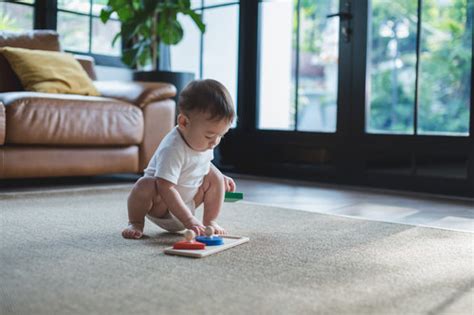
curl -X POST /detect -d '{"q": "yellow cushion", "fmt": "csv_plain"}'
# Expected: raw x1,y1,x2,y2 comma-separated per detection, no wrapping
0,47,100,96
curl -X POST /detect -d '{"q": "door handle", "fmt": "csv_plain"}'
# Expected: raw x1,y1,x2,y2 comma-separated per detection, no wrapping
326,12,352,20
326,2,352,43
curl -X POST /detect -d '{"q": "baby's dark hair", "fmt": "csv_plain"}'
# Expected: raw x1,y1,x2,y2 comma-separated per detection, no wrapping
178,79,235,123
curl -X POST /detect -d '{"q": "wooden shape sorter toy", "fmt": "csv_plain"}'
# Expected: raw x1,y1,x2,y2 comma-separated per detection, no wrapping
164,226,249,258
165,193,247,258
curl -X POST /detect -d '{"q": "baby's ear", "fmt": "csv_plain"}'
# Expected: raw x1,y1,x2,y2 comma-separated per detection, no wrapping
177,113,188,128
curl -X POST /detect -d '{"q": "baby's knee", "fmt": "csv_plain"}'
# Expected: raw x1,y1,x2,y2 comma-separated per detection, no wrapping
206,171,225,187
130,177,158,197
208,172,224,184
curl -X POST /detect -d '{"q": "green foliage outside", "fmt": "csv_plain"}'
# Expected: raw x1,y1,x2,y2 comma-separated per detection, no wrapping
296,0,334,54
0,2,33,31
0,12,19,31
370,0,472,134
290,0,336,131
295,0,472,135
417,0,472,134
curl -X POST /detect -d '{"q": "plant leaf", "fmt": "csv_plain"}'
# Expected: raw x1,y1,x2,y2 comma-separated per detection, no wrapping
100,6,113,23
132,0,141,11
137,44,150,67
109,0,128,9
111,32,121,47
184,10,206,33
177,0,191,10
122,46,140,67
117,7,133,21
158,18,184,45
142,0,158,12
121,21,140,43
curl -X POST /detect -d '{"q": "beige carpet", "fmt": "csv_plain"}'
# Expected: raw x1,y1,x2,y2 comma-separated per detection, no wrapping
0,187,473,315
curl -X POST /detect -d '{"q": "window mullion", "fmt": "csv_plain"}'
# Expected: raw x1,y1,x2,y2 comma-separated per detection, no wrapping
34,0,57,29
200,1,204,78
294,0,301,131
413,0,423,136
88,0,93,54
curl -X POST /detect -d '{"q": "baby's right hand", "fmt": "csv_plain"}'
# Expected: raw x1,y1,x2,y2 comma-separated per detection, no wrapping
189,224,206,236
184,217,206,236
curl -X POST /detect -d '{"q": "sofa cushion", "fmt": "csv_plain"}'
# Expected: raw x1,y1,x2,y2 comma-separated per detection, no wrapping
1,92,144,146
0,47,100,96
0,30,61,93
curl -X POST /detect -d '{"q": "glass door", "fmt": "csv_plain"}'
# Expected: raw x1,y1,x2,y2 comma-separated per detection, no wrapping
366,0,471,136
258,0,341,133
222,0,355,179
354,0,473,195
220,0,473,196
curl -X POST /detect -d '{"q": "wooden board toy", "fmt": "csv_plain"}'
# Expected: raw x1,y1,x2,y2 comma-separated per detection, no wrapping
164,226,249,258
224,191,243,202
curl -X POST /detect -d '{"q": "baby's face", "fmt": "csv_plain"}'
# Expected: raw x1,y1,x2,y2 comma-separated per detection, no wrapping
178,112,231,152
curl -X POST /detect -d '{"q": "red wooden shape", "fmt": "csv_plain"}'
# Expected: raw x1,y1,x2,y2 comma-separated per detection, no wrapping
173,241,205,250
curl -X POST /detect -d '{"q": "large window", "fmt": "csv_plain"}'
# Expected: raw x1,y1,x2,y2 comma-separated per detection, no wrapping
57,0,121,56
220,0,473,197
367,0,472,136
258,0,340,132
0,0,121,64
170,1,240,116
258,0,293,130
0,1,34,31
417,0,472,135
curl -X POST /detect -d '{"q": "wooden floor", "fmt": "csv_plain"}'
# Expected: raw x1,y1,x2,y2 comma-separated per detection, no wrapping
232,174,474,233
2,173,473,233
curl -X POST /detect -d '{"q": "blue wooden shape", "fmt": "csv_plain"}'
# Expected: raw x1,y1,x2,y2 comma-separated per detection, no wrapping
195,235,224,246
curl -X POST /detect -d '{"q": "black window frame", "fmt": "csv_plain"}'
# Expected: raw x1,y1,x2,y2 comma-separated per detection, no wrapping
8,0,242,69
14,0,126,67
56,0,124,67
170,1,240,79
219,0,474,198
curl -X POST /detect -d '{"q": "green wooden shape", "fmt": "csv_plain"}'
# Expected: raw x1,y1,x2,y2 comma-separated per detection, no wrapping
224,192,243,202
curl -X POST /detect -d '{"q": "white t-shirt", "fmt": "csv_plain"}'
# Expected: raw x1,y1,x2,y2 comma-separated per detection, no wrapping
144,126,214,205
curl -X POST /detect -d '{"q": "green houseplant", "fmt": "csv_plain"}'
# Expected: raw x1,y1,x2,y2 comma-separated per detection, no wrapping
100,0,206,102
100,0,205,70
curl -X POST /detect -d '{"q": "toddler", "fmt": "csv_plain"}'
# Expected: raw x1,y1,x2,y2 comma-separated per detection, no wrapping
122,79,236,239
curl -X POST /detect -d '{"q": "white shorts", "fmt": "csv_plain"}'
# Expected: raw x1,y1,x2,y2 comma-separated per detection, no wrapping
145,200,196,233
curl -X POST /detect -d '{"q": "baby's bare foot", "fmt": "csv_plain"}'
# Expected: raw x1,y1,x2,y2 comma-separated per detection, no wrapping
122,223,144,239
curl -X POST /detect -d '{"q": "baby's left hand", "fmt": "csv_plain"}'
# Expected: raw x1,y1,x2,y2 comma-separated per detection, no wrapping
209,221,226,235
223,175,236,192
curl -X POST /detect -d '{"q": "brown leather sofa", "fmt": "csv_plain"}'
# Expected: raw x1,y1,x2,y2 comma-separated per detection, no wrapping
0,30,176,178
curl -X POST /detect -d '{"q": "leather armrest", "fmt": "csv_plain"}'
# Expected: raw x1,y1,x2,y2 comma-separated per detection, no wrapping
75,55,97,80
93,80,176,108
0,91,120,106
139,99,176,170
